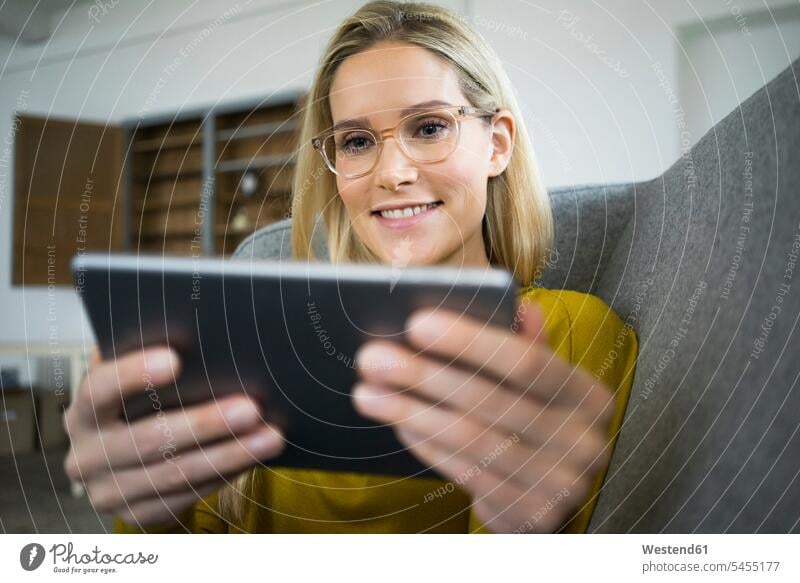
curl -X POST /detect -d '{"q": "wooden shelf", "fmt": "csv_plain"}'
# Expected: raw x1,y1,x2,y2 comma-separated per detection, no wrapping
134,168,204,181
126,95,303,256
215,154,294,174
134,229,199,239
215,191,291,206
134,135,202,153
136,194,200,212
217,120,298,142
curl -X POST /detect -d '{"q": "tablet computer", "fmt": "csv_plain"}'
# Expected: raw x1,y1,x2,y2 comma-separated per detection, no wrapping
71,252,519,479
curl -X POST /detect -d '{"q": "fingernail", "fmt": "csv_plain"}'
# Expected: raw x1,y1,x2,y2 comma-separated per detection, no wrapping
145,349,175,374
224,400,258,428
353,383,375,401
406,310,444,342
355,344,403,373
246,427,281,453
396,426,420,446
352,383,390,413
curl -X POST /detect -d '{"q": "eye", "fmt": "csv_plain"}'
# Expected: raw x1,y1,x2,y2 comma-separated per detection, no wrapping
414,117,451,140
338,131,375,154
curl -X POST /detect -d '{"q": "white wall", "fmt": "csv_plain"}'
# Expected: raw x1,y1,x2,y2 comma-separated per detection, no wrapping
678,4,800,141
0,0,798,364
472,0,800,187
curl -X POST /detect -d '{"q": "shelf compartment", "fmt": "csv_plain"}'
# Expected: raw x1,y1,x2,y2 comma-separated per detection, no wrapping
125,95,304,256
217,120,298,142
216,154,294,174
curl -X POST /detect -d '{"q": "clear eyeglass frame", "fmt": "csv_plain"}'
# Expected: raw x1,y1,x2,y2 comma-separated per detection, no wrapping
311,105,500,178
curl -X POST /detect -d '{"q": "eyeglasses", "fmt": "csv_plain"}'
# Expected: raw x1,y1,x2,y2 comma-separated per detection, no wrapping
311,105,500,178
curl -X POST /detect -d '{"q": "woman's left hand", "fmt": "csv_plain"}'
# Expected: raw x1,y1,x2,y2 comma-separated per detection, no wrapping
352,298,616,533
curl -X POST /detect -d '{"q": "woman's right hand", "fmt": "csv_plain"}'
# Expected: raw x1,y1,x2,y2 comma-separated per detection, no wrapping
63,345,285,528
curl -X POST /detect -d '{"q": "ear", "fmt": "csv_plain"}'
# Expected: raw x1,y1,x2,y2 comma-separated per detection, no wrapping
487,109,515,178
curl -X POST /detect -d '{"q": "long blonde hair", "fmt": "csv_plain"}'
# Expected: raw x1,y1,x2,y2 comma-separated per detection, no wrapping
218,0,554,527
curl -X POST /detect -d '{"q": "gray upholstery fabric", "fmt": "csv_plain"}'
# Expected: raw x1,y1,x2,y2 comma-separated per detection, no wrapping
589,59,800,533
233,58,800,532
235,215,322,262
234,184,637,295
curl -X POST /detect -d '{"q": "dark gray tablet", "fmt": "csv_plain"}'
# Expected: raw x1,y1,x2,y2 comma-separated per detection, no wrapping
71,252,519,479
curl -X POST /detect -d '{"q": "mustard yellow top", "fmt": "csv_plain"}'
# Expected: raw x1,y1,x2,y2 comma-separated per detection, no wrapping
114,286,638,534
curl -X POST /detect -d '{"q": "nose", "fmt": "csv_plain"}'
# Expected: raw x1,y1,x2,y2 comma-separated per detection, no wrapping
372,136,417,191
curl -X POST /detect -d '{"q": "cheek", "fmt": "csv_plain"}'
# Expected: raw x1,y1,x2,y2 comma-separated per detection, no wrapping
433,156,488,216
439,131,490,208
336,178,381,252
337,178,371,220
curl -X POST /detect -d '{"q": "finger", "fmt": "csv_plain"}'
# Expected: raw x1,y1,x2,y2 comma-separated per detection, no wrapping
390,423,528,512
404,434,532,534
72,395,264,477
354,383,605,479
86,424,283,509
405,304,550,376
464,470,556,534
517,297,549,345
355,340,542,434
402,435,582,534
475,476,596,534
471,496,548,534
398,401,608,481
72,347,179,427
467,451,597,534
404,308,600,409
64,347,103,441
112,479,222,530
90,346,102,368
469,499,508,533
356,338,614,426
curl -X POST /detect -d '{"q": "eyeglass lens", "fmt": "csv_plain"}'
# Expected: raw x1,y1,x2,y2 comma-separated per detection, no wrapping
321,109,459,177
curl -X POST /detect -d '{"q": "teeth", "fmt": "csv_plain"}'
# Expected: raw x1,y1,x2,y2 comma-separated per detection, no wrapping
379,202,439,219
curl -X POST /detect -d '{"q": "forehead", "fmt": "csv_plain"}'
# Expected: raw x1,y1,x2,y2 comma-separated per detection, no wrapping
329,42,465,123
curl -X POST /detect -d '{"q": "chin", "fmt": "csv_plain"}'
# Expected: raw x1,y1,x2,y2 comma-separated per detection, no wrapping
370,245,438,267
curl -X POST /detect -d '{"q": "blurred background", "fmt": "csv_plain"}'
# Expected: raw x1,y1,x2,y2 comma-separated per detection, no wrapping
0,0,798,532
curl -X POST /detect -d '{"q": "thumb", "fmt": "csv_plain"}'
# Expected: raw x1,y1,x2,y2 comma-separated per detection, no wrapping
89,346,102,368
516,298,549,346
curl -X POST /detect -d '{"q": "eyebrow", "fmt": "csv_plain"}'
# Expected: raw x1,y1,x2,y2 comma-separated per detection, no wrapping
331,100,453,132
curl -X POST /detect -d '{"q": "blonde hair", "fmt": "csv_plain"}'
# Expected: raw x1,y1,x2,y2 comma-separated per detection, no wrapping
218,0,554,527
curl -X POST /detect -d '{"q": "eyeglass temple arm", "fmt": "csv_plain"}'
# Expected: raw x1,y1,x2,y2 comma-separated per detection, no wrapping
458,105,500,116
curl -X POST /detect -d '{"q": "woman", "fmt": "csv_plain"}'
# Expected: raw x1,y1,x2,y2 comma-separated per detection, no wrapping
64,0,638,534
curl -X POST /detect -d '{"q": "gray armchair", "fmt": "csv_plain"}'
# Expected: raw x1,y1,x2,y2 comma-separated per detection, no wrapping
234,58,800,533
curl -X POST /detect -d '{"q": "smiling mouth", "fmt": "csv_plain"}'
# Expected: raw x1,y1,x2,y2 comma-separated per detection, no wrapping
371,201,443,219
